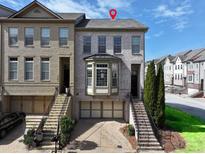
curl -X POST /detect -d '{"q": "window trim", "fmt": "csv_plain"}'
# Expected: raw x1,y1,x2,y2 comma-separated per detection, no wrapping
24,27,34,47
83,36,92,54
8,57,18,81
24,57,34,81
113,36,122,54
132,36,140,54
8,27,19,47
98,36,106,53
59,27,69,47
41,27,50,47
95,63,109,88
40,57,50,81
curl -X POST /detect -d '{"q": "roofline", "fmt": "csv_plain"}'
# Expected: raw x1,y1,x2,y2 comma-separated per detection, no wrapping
9,0,63,19
75,27,148,32
0,18,77,23
0,4,16,13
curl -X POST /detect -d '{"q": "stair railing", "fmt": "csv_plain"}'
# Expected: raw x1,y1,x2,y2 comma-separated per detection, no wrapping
129,93,140,151
143,101,164,149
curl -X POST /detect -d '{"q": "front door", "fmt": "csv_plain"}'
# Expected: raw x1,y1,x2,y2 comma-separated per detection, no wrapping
201,79,204,91
131,64,139,98
60,57,70,94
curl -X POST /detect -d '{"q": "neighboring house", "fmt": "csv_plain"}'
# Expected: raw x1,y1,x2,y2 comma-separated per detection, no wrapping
172,50,192,86
185,49,205,95
0,1,148,122
163,55,175,85
0,1,84,114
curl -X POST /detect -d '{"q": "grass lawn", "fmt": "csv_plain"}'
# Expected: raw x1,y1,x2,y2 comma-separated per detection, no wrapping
166,105,205,153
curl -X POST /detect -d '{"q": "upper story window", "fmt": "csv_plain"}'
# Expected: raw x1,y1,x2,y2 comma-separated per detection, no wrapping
114,36,121,54
178,65,180,69
83,36,91,54
98,36,106,53
132,36,140,54
59,28,69,47
25,28,34,46
41,58,50,81
9,57,18,80
24,58,34,81
41,28,50,47
8,28,18,47
181,65,183,69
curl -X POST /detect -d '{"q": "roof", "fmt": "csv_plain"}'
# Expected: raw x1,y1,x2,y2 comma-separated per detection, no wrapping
0,4,16,13
57,13,85,20
183,48,205,62
193,50,205,62
171,50,192,62
84,53,121,61
76,19,148,31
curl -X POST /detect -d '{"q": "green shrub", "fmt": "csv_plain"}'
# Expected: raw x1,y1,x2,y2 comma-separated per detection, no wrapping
128,124,135,136
23,129,35,148
59,116,74,147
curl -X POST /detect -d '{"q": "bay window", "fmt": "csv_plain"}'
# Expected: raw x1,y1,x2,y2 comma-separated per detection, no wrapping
85,54,120,95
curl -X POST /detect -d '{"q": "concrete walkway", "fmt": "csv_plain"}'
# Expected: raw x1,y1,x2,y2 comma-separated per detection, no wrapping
65,119,136,153
166,93,205,121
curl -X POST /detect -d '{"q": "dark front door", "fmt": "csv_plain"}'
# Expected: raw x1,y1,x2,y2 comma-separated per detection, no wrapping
201,79,204,91
131,65,139,98
64,67,70,89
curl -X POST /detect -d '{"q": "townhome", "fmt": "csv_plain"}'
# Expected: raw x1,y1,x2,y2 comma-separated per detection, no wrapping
172,50,192,86
0,1,85,114
163,55,175,85
74,19,148,120
185,49,205,95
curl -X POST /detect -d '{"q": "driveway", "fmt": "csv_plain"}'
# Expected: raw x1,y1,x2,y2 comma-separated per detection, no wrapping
166,93,205,121
65,119,136,153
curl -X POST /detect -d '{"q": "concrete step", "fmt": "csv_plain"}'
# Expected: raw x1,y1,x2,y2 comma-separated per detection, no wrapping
139,146,162,151
37,145,55,150
139,142,160,146
139,138,158,142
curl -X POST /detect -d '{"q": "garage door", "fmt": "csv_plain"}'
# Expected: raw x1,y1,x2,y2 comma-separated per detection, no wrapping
80,101,124,119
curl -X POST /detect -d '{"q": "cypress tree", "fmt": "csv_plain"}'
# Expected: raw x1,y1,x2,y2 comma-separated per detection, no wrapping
155,64,165,128
144,61,156,117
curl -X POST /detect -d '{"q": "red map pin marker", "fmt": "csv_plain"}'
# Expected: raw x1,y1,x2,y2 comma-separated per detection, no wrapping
109,9,117,20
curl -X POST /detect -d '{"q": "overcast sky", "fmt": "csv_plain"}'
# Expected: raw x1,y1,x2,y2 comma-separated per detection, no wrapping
1,0,205,60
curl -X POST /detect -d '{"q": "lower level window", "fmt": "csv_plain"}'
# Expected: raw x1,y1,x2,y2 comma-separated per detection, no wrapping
9,57,18,80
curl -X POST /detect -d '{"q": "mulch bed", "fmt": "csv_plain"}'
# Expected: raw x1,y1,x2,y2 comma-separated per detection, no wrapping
160,127,186,152
120,126,138,150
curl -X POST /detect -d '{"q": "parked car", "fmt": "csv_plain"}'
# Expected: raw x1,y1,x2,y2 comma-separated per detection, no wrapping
0,112,26,138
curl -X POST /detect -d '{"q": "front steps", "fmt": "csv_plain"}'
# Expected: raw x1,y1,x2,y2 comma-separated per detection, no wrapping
131,101,163,152
40,95,71,150
25,115,45,133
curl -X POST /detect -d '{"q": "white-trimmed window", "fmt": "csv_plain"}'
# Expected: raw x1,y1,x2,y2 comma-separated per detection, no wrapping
59,28,69,47
9,57,18,80
98,36,106,53
96,64,108,87
188,75,193,82
8,28,18,46
41,27,50,47
25,27,34,46
86,64,92,86
132,36,140,54
41,58,50,81
83,36,91,53
25,58,34,80
114,36,121,54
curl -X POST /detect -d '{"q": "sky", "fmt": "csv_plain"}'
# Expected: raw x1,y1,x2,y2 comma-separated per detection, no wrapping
1,0,205,60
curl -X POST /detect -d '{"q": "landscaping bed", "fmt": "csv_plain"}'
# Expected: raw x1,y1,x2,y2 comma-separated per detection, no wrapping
120,125,137,150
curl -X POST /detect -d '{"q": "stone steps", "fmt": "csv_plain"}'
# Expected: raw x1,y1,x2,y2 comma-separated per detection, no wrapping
131,101,163,152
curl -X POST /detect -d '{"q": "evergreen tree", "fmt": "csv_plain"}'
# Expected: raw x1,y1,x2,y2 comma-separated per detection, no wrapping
155,64,165,128
144,61,156,117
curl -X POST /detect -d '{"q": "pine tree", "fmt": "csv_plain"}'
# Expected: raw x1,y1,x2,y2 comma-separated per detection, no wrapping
144,61,156,117
155,64,165,128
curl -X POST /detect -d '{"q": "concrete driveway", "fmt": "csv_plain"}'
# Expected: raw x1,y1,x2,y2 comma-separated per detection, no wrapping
65,119,136,153
166,93,205,121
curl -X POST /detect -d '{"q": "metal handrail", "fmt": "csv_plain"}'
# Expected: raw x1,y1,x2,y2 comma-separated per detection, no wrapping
129,93,140,151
